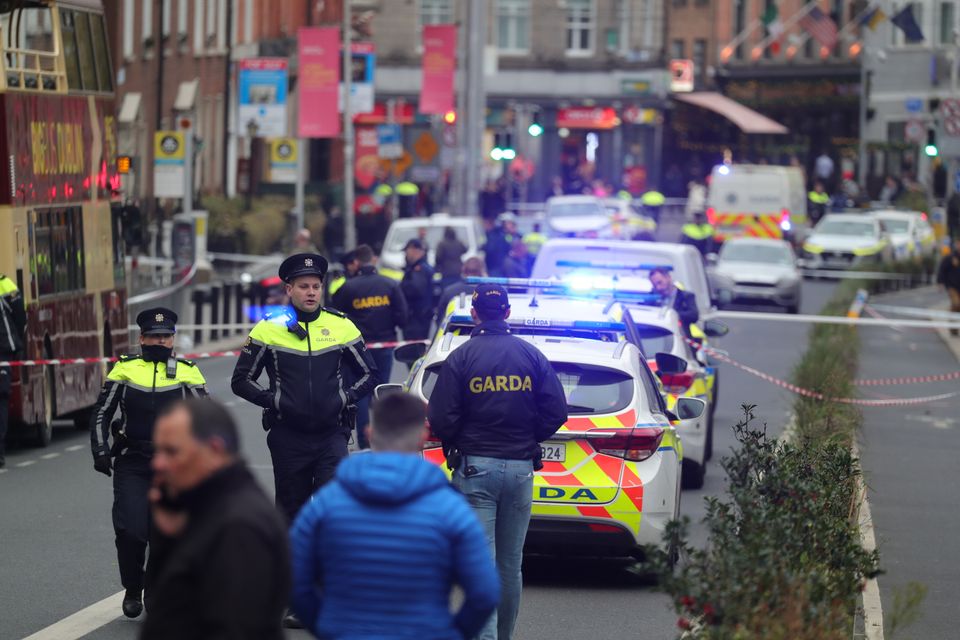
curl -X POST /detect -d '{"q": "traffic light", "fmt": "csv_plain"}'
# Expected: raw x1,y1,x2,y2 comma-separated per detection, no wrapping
443,110,457,125
527,113,543,137
490,132,516,161
925,129,938,157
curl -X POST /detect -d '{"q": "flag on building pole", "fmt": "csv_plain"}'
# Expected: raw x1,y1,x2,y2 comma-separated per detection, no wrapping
859,6,887,31
799,6,838,48
891,5,924,42
762,4,785,53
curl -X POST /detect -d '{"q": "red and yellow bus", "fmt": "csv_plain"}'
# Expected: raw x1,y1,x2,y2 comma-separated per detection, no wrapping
0,0,127,446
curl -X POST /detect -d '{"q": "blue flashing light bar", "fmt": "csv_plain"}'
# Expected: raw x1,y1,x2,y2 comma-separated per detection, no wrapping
448,314,627,332
464,276,664,305
553,260,673,271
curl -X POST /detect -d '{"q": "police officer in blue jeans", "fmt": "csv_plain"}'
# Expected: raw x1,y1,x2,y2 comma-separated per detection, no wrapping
428,284,567,640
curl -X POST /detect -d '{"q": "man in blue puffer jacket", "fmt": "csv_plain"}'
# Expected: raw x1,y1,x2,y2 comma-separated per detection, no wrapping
290,392,499,639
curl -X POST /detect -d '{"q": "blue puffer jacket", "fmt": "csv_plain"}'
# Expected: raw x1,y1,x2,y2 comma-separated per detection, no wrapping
290,452,500,639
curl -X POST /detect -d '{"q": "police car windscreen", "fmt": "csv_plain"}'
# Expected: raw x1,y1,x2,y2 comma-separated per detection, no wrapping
386,225,469,252
419,362,633,415
879,218,910,234
531,246,670,281
719,242,792,265
547,202,605,218
635,326,675,358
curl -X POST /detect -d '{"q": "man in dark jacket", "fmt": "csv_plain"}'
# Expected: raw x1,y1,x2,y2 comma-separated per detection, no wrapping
0,273,26,469
400,239,435,340
428,284,568,640
435,227,468,290
649,267,699,338
435,257,486,328
938,237,960,336
142,398,289,640
290,392,499,639
331,244,408,448
483,213,519,277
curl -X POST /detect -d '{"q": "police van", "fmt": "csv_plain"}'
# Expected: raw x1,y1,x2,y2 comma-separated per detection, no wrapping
705,164,808,244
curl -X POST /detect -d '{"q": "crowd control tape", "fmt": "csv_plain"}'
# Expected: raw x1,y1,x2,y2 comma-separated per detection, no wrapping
799,269,913,281
712,310,960,330
0,339,430,368
865,304,960,321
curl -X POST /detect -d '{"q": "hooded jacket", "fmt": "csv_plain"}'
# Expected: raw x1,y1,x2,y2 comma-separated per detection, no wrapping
290,452,499,639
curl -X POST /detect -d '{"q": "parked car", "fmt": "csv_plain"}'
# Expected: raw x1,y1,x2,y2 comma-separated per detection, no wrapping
602,198,657,241
869,209,937,262
708,238,802,313
801,213,893,270
544,195,613,238
379,213,486,278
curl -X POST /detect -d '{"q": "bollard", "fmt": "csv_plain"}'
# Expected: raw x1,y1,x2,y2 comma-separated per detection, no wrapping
209,284,222,342
191,287,207,346
222,282,233,333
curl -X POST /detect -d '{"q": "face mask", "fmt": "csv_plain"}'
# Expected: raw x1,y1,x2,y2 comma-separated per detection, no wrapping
142,343,173,363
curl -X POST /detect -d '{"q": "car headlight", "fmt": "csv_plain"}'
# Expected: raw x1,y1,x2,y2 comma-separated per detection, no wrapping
802,242,823,255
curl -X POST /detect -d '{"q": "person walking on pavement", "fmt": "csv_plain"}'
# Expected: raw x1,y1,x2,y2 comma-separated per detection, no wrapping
937,237,960,336
331,244,408,449
232,253,378,524
502,239,534,278
290,392,500,639
292,228,320,255
0,273,26,469
435,257,486,328
484,212,519,277
428,284,568,640
435,227,468,290
400,239,435,340
142,398,289,640
89,308,208,619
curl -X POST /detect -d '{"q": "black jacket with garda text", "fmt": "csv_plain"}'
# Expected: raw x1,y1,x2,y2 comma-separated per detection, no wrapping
331,265,408,343
140,462,290,640
428,321,568,460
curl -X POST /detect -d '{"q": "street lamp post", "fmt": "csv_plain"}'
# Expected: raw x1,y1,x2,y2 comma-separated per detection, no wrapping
245,119,259,211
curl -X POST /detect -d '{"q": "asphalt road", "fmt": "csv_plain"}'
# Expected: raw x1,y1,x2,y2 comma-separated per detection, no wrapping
0,272,839,639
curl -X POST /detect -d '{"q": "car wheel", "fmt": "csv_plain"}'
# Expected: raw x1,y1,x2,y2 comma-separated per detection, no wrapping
681,459,705,490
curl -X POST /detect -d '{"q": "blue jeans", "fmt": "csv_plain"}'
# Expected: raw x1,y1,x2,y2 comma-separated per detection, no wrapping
355,347,394,449
452,456,534,640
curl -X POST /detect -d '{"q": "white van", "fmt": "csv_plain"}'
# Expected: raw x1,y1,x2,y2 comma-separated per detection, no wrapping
706,164,808,244
530,239,715,320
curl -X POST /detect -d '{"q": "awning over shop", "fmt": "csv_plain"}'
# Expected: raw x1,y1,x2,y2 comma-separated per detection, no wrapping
672,92,788,135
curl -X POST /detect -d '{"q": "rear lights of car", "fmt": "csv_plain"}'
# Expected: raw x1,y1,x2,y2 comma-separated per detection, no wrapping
587,427,665,462
780,208,792,231
659,372,695,395
588,522,625,534
260,275,283,288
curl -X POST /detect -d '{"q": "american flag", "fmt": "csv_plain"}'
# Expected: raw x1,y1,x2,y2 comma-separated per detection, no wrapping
799,7,838,48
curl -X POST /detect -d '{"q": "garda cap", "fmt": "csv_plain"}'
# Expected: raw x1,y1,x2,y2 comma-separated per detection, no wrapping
279,253,328,282
136,307,178,335
472,283,510,313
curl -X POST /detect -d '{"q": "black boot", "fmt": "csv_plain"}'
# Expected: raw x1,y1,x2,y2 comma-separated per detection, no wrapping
122,589,143,618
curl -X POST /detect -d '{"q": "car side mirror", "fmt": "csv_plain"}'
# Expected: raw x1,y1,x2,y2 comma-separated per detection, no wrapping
655,352,687,376
676,397,706,421
373,383,404,401
394,342,427,365
703,319,729,338
705,252,719,265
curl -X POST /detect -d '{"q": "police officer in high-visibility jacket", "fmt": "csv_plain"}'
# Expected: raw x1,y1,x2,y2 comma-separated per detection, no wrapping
231,253,378,522
680,210,714,257
331,244,407,448
0,273,26,469
428,284,567,640
89,308,208,619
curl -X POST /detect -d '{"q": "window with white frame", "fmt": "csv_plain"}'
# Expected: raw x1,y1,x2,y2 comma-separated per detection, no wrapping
419,0,453,28
123,0,134,57
177,0,187,38
244,0,253,43
940,1,956,45
194,0,204,51
566,0,595,55
217,0,226,48
141,0,153,44
206,0,216,40
497,0,530,53
162,0,170,36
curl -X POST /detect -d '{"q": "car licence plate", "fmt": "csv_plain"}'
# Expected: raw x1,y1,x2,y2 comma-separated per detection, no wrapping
540,443,566,462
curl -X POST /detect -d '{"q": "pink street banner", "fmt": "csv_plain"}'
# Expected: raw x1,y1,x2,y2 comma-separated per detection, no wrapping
298,27,341,138
419,24,456,115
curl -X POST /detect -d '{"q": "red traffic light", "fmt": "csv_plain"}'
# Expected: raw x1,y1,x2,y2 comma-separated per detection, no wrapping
443,110,457,125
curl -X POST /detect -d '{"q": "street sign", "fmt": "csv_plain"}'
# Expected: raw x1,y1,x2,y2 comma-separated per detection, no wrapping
669,59,694,93
238,58,289,138
905,119,925,143
412,131,438,164
379,150,412,178
905,98,923,113
942,99,960,137
268,138,297,183
377,124,403,159
622,106,657,125
339,42,376,114
153,131,185,197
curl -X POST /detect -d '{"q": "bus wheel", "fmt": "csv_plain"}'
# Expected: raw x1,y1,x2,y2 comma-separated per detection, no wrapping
34,366,55,447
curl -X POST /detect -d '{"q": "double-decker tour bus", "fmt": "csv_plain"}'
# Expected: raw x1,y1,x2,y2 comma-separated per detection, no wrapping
0,0,127,446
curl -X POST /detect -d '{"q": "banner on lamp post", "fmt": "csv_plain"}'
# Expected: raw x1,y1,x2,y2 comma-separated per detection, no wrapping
298,27,341,138
419,24,456,115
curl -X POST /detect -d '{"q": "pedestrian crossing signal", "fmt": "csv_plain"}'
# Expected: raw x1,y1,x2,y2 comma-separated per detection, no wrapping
117,155,133,174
